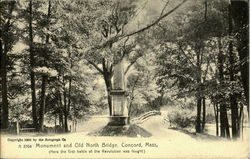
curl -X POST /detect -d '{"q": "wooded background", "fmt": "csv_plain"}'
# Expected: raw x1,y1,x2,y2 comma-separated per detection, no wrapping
0,0,248,139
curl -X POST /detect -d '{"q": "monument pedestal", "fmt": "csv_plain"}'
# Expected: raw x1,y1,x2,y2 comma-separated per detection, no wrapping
88,59,151,137
108,89,129,126
108,116,130,126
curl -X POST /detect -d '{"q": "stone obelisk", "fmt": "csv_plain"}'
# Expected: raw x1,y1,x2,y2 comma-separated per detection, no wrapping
108,59,129,126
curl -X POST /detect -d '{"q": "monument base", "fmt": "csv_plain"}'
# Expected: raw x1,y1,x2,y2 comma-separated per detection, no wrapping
108,116,130,126
87,124,152,137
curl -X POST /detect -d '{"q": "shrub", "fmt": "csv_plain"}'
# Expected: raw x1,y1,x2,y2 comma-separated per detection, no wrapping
166,107,196,129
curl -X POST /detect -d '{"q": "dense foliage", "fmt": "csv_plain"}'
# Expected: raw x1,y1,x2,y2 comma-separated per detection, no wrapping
0,0,248,139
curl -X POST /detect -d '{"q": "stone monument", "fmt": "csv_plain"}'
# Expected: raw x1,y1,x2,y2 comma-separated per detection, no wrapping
88,60,151,136
108,59,129,126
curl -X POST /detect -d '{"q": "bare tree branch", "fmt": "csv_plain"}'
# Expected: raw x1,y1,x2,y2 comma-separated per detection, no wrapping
125,61,135,75
86,59,104,74
160,0,169,16
86,0,187,52
128,75,140,115
124,59,139,75
121,0,187,39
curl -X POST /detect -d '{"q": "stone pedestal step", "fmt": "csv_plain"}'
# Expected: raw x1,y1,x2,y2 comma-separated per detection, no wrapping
108,116,130,126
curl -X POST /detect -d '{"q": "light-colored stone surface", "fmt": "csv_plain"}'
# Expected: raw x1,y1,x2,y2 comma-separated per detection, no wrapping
112,60,125,90
111,60,128,117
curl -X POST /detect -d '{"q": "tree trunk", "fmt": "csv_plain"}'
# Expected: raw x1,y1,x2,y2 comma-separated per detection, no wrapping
73,100,76,132
38,76,46,132
128,76,139,116
63,108,68,132
28,0,38,129
241,106,244,141
0,0,16,130
67,48,72,132
213,103,219,136
218,37,230,138
218,38,225,137
54,113,57,128
219,104,231,138
63,86,68,132
219,104,225,137
228,2,239,139
230,1,249,109
74,120,77,132
196,98,202,133
59,110,64,127
202,97,206,132
66,78,72,131
1,38,9,129
103,59,112,115
195,50,202,133
229,40,239,138
230,95,238,138
38,0,51,132
0,31,1,70
237,103,243,137
223,105,230,138
106,79,112,116
30,70,38,129
128,98,133,116
159,90,165,106
58,95,64,128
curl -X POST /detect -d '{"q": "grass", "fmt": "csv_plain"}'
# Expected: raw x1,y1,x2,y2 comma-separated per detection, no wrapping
88,124,152,137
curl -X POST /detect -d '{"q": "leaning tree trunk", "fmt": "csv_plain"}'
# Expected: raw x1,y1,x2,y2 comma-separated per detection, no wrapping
128,76,139,116
104,76,112,116
102,59,113,116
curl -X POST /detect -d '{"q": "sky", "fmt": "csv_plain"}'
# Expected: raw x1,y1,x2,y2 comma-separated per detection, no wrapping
126,0,186,33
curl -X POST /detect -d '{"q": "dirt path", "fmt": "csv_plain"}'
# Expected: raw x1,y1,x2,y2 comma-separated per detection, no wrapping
138,115,248,158
68,114,248,158
1,113,248,159
139,115,192,138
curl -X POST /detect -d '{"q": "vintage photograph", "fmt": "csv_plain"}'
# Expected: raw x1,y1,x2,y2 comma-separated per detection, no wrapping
0,0,249,158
